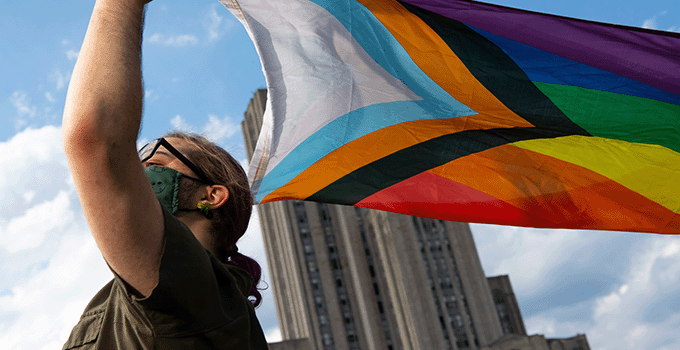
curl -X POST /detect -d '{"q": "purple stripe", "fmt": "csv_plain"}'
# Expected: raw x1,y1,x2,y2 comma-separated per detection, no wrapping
400,0,680,95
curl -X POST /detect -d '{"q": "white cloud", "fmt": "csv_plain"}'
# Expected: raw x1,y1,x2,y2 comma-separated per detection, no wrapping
265,327,282,343
0,191,74,252
472,224,602,297
49,69,66,91
240,208,278,337
0,126,64,182
642,18,657,29
205,5,234,44
642,10,673,31
137,137,149,151
0,125,113,350
145,89,159,103
524,312,586,339
44,92,56,103
170,115,194,131
0,125,70,225
202,114,239,142
22,191,37,204
10,91,37,119
147,33,199,47
167,114,239,142
66,49,79,61
206,6,224,43
0,229,111,350
476,223,680,350
585,236,680,350
9,91,59,129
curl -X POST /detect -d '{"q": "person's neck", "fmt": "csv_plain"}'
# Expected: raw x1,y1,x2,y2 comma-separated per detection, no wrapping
176,213,224,261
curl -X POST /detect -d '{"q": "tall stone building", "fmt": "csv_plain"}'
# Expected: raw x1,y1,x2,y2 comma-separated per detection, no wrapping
487,275,527,336
241,89,590,350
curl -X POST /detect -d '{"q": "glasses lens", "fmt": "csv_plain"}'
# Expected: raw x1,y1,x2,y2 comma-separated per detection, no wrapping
138,139,160,163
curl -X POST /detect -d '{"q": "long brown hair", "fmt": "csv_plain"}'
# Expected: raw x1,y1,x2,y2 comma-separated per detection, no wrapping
163,131,262,307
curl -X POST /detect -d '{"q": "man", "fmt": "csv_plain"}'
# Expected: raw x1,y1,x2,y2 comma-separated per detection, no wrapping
61,0,267,348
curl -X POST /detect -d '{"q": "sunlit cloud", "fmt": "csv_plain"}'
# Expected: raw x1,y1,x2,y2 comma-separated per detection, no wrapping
145,89,160,103
48,69,66,91
471,220,680,350
66,49,79,61
202,114,238,142
642,10,671,30
265,327,282,343
10,91,37,119
472,225,604,297
0,191,74,252
587,236,680,350
206,6,224,43
239,207,277,337
642,17,658,29
9,91,60,130
168,114,240,142
45,92,56,103
205,5,235,44
147,33,199,47
0,125,111,350
170,115,194,132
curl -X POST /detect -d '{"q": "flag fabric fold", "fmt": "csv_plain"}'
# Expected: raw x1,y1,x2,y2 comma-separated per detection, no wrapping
220,0,680,233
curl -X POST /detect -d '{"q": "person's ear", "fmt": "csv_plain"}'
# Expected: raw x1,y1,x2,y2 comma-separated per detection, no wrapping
204,184,229,209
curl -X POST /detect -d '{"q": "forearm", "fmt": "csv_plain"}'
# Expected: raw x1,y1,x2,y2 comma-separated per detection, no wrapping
63,0,148,153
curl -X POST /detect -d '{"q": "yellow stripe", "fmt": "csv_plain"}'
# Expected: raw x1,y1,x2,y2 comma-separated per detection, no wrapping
514,136,680,214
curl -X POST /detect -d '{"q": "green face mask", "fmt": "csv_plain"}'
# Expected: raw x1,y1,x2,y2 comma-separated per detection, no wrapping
145,166,208,214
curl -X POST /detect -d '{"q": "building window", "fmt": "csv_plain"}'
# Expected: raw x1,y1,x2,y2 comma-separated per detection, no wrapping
295,200,335,350
317,203,360,349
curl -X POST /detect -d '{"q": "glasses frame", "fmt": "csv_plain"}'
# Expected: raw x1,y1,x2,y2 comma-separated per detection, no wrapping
139,138,213,185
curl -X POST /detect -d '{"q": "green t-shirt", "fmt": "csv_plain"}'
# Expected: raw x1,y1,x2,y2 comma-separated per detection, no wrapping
62,206,269,349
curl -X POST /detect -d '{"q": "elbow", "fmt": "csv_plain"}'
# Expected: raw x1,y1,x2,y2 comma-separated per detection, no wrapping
62,103,113,160
61,86,140,163
63,109,99,158
62,106,137,160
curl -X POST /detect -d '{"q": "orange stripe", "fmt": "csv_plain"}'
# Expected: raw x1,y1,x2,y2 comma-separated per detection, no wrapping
430,144,679,231
262,113,527,203
262,0,537,204
355,0,531,127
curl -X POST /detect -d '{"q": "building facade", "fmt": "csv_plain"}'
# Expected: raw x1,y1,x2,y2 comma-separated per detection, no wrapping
487,275,527,336
242,89,589,350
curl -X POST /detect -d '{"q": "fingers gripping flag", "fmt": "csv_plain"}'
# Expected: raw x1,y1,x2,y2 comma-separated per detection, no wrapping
220,0,680,233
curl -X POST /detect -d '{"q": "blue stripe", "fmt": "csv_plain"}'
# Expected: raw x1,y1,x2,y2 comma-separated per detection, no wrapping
466,25,680,106
254,100,476,201
307,0,472,114
254,0,481,200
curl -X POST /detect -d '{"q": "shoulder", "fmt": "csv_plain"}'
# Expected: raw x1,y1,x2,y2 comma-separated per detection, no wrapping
63,279,152,349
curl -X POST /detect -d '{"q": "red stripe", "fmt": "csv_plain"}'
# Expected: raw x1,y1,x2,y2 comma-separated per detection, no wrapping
356,163,680,233
355,171,553,227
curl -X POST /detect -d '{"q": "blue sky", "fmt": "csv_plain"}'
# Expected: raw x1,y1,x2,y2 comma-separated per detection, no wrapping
0,0,678,349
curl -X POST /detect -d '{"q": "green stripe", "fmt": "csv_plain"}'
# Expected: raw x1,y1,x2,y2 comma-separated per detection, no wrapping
398,1,589,137
535,82,680,153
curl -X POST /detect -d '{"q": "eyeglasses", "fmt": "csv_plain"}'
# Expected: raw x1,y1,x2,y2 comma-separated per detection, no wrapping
138,138,213,185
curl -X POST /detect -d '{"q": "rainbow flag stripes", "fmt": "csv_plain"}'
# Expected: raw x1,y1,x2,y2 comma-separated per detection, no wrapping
221,0,680,233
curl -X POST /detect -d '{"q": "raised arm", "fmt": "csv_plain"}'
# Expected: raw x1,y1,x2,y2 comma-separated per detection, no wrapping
63,0,162,297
